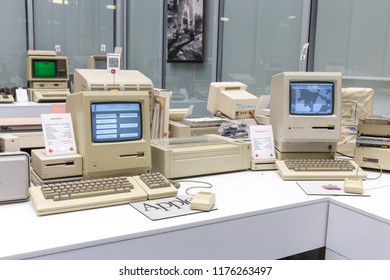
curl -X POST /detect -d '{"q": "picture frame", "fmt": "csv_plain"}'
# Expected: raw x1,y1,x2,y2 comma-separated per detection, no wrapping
167,0,204,63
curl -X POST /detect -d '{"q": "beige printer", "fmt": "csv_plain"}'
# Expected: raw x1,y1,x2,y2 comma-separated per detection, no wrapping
31,149,82,185
354,116,390,171
151,134,251,178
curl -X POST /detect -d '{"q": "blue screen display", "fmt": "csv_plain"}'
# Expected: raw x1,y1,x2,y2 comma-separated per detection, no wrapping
91,102,142,143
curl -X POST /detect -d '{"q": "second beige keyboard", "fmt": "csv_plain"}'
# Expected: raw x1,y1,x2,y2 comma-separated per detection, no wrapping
276,158,367,180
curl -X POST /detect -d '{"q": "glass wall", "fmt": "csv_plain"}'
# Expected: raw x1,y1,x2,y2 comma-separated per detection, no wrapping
220,0,306,96
314,0,390,116
126,0,162,88
2,0,390,118
33,0,115,77
0,0,27,87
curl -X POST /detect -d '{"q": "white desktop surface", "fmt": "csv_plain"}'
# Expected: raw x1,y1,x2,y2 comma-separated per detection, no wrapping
0,170,329,260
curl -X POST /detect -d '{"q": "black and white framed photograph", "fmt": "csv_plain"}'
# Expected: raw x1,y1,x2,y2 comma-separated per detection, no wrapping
167,0,204,63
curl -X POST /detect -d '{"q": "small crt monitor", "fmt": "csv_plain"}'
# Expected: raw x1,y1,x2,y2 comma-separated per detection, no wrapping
87,55,107,69
27,55,69,82
289,81,334,115
270,72,342,153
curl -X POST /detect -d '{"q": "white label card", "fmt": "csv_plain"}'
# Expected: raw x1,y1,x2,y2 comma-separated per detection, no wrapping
249,125,275,160
41,113,77,156
15,88,28,103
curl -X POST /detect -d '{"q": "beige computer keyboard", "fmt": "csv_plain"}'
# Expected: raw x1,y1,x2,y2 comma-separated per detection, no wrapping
29,172,178,216
275,158,367,180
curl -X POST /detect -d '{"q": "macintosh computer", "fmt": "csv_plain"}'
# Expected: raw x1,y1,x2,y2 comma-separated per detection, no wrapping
66,91,151,179
270,72,366,180
29,70,178,215
26,50,70,102
270,72,341,156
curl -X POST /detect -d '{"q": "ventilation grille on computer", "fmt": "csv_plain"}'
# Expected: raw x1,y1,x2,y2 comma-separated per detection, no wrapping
89,84,106,91
81,83,152,92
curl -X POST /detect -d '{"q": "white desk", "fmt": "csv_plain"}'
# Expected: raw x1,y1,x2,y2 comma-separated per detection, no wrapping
326,173,390,259
0,171,329,260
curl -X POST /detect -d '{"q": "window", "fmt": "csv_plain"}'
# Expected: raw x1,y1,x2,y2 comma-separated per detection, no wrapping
0,0,27,87
33,0,115,74
127,0,162,87
314,0,390,116
219,0,305,97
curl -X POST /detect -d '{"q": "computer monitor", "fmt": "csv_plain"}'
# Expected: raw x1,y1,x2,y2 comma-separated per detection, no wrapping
26,52,69,82
87,55,124,70
87,55,107,69
66,91,151,179
270,71,342,154
207,82,258,119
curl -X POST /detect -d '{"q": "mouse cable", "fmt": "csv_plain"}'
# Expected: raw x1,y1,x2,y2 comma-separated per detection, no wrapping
358,161,382,180
175,179,213,196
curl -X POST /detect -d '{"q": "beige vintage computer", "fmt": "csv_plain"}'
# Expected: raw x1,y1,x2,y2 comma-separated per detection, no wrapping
270,72,342,156
207,82,258,119
269,72,366,180
29,70,178,215
66,91,152,179
26,50,70,102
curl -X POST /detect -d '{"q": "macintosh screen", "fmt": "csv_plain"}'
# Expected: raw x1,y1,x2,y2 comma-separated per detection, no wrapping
91,102,142,143
289,81,334,115
33,60,56,78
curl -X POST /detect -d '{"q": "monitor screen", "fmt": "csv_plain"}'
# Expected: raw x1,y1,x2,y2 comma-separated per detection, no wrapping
33,60,56,78
289,81,334,115
91,102,142,143
94,57,107,69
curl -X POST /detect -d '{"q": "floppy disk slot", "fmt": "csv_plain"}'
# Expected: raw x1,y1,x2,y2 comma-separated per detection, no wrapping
312,126,335,130
46,161,75,167
120,152,145,158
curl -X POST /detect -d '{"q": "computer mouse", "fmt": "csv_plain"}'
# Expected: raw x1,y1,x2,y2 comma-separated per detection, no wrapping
344,178,363,194
190,191,216,211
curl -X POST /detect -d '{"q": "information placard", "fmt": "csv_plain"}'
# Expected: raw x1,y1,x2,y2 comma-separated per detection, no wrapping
249,125,275,160
41,113,77,156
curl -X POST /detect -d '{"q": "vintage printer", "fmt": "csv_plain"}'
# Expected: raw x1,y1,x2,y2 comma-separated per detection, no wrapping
151,134,251,178
354,116,390,171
